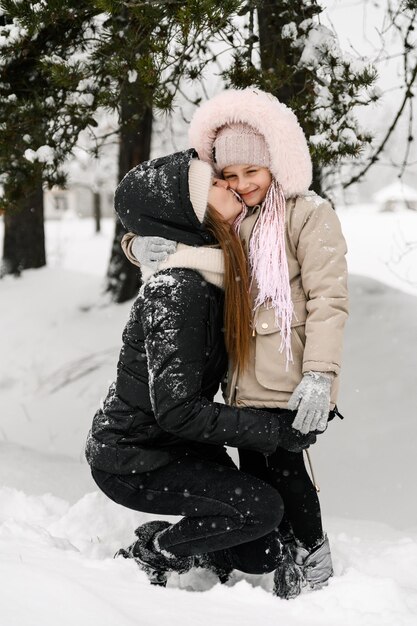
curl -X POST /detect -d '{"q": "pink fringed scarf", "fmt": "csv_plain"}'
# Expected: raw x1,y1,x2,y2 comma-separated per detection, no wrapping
233,180,294,365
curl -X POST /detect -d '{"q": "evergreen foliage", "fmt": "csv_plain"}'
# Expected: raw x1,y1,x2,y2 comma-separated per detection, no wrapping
0,0,240,211
2,1,413,283
223,1,379,192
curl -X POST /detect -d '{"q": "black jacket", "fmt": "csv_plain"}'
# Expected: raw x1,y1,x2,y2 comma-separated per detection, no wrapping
86,268,283,474
85,150,282,474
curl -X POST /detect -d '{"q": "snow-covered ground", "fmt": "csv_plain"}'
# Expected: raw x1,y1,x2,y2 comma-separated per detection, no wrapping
338,204,417,297
1,208,417,625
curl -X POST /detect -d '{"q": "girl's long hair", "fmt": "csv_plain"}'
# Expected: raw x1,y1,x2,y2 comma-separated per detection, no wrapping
204,204,251,371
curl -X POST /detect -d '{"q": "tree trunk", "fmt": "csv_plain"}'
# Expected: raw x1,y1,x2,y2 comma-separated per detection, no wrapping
105,86,153,303
2,178,45,276
93,191,101,234
257,0,323,196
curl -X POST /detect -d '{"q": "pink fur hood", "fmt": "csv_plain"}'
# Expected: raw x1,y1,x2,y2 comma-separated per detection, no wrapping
188,88,312,198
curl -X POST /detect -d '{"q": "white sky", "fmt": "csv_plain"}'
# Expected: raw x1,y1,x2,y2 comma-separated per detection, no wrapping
321,1,417,198
323,0,402,88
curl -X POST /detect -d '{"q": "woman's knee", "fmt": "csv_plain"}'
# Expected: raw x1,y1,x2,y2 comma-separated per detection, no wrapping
257,485,284,532
91,467,144,510
237,481,284,537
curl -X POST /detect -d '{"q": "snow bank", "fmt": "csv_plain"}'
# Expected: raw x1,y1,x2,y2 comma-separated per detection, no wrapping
0,265,130,459
338,204,417,297
314,274,417,532
1,479,416,626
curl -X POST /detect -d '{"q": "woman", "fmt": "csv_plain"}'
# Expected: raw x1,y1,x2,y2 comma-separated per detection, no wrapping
85,149,315,598
126,89,349,591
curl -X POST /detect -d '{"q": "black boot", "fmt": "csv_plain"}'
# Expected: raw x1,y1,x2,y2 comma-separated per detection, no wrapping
194,550,234,584
272,542,305,600
115,520,194,587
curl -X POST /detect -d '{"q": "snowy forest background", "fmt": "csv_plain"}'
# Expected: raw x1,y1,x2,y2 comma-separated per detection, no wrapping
1,1,417,625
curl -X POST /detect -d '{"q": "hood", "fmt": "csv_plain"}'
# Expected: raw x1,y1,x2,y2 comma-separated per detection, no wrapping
188,88,312,198
114,149,215,246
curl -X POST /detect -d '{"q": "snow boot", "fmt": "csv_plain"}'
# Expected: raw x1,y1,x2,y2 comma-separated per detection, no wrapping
115,520,194,587
293,535,333,590
194,550,234,584
272,541,305,600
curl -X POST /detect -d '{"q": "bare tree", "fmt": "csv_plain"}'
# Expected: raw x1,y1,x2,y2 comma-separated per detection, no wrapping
343,0,417,189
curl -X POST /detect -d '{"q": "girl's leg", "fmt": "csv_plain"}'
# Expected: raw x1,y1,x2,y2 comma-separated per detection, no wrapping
91,453,285,573
267,447,324,550
238,444,331,589
238,449,293,540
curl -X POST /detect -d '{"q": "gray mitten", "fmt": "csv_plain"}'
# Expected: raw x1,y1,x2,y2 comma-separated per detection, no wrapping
132,236,177,269
288,371,334,434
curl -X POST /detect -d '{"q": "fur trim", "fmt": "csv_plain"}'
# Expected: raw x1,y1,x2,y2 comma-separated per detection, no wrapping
188,88,312,198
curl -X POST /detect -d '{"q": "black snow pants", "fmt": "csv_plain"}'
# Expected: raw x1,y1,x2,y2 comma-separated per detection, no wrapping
91,449,286,575
239,409,324,550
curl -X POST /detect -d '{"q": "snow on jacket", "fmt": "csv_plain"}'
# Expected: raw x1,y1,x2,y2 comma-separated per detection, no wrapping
85,150,285,475
225,194,348,409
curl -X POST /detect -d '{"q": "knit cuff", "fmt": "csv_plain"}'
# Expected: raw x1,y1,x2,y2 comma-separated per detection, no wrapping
188,159,213,223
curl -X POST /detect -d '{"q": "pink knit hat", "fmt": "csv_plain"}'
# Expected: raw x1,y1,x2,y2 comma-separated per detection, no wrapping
213,123,270,173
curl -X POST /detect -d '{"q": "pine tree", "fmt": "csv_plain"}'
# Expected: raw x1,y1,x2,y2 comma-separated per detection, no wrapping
0,2,100,273
223,0,379,197
0,1,240,290
1,1,413,287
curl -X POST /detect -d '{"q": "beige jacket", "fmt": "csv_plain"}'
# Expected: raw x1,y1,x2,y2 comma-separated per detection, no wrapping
225,194,349,409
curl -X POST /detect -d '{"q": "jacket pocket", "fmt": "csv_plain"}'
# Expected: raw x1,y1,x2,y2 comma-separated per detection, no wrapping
254,300,307,392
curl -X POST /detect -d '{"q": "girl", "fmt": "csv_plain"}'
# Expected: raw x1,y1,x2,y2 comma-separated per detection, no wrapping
86,149,315,599
128,89,349,591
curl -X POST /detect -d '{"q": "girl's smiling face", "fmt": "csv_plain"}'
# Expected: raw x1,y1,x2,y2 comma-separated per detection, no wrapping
222,165,272,207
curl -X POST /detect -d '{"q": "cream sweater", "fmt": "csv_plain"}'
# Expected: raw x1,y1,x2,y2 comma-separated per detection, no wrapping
121,234,225,289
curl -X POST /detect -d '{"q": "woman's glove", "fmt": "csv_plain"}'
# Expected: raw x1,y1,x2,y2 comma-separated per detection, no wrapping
132,236,177,269
275,413,317,452
288,371,334,434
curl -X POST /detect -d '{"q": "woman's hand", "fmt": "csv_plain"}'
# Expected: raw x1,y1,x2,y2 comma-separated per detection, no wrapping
132,236,177,269
274,412,317,452
288,372,334,434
